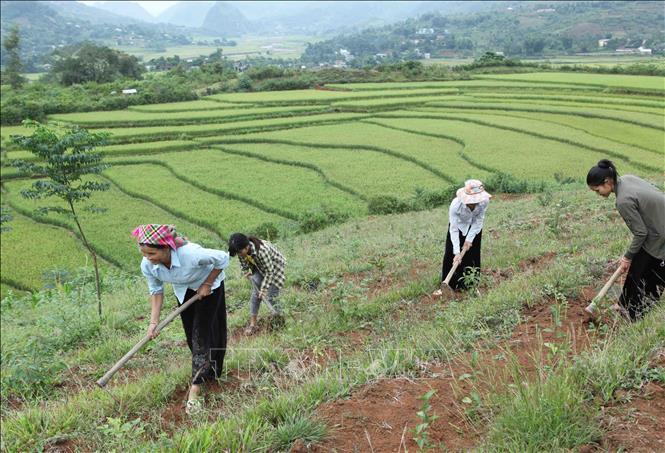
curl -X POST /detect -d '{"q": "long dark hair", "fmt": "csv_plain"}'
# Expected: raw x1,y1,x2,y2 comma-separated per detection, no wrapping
228,233,262,256
586,159,618,187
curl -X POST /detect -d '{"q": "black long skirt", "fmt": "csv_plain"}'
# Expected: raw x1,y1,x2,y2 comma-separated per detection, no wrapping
441,225,482,291
619,248,665,320
180,283,227,385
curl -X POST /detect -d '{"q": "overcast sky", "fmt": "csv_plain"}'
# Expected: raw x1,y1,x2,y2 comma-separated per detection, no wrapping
80,1,182,16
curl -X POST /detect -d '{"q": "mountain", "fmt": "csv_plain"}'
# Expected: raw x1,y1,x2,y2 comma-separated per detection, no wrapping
157,1,214,28
228,1,502,35
0,1,192,70
301,1,665,63
46,0,146,25
92,1,156,23
201,2,251,36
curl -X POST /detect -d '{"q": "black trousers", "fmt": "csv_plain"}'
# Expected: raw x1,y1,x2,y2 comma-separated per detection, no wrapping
619,249,665,321
180,283,227,385
441,225,482,290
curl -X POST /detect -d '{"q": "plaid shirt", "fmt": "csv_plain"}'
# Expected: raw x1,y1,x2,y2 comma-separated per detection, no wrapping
239,240,286,294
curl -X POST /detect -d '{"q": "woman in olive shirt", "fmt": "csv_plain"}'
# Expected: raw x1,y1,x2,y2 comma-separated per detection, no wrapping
586,159,665,320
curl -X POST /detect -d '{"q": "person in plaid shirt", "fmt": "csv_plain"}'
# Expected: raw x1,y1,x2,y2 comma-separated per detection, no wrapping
228,233,286,335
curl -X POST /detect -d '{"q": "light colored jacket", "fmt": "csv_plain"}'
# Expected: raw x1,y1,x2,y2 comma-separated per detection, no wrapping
448,198,489,254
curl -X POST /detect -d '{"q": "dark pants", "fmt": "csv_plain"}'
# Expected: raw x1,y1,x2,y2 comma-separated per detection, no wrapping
180,283,227,385
441,226,482,290
619,249,665,321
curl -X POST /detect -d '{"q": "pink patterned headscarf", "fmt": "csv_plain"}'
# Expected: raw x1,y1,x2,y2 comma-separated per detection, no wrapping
132,224,185,250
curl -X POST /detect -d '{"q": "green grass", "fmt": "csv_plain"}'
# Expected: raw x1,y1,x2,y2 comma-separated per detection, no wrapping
89,112,367,143
2,181,663,451
208,88,459,104
422,107,665,154
476,72,665,91
127,100,247,113
49,105,331,128
370,113,648,180
215,141,447,198
107,148,367,219
0,212,112,295
424,100,665,130
417,110,663,170
205,121,482,183
324,80,602,91
103,163,286,238
3,178,220,271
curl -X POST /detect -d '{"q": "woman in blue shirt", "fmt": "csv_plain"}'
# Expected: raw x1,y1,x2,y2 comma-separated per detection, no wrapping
133,224,229,415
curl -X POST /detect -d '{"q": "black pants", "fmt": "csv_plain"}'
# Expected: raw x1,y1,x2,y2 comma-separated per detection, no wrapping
180,283,227,385
441,226,482,290
619,249,665,321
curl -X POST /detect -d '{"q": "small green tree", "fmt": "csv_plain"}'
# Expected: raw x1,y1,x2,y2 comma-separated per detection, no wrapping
2,25,25,89
11,122,110,317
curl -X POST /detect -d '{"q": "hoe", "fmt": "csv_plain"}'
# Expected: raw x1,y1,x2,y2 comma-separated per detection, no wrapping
434,248,467,298
97,293,201,387
584,266,629,321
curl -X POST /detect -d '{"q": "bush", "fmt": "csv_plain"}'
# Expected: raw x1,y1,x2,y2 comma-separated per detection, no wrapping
250,222,281,241
412,185,458,210
368,195,410,215
484,172,547,194
298,205,350,233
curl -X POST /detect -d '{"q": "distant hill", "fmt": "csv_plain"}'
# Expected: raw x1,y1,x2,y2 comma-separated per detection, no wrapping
302,1,665,64
157,1,215,28
201,2,251,36
229,1,501,35
92,1,156,24
46,1,147,26
0,1,191,70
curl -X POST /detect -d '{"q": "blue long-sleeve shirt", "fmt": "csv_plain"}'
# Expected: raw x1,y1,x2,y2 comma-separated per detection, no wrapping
140,242,230,304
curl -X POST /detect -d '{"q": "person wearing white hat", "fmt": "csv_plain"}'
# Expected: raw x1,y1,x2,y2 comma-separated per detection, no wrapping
434,179,491,295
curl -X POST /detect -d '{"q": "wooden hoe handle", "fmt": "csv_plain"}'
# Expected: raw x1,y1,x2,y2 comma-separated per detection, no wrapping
443,247,468,286
96,293,201,387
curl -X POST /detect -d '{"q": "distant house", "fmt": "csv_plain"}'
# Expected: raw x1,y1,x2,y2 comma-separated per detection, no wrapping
233,62,249,72
536,8,556,13
122,89,137,95
598,39,610,47
638,46,652,54
495,51,505,56
375,53,388,58
416,28,434,35
423,53,431,59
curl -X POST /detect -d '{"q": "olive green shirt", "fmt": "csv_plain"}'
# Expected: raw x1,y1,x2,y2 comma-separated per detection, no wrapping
615,175,665,260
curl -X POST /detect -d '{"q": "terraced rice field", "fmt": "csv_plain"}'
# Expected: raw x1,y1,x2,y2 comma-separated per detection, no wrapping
1,72,663,295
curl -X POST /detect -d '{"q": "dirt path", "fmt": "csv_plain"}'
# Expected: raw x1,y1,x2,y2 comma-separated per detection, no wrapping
305,297,597,452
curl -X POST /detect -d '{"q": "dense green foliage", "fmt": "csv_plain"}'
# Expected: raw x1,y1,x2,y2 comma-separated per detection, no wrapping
51,43,145,86
302,1,665,64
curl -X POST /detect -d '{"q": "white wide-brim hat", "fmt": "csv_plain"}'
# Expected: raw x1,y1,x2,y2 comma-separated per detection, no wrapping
456,179,492,204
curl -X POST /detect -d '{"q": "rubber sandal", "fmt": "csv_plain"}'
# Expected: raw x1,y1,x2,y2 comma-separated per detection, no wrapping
432,289,443,297
185,397,202,416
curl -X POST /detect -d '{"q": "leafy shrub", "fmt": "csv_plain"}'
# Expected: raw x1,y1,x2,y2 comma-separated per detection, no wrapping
368,195,410,215
250,222,281,241
412,185,457,210
484,172,547,194
298,205,350,233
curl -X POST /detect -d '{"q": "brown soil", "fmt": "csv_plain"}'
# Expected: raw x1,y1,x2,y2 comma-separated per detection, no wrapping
592,352,665,453
43,439,76,453
308,297,598,453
